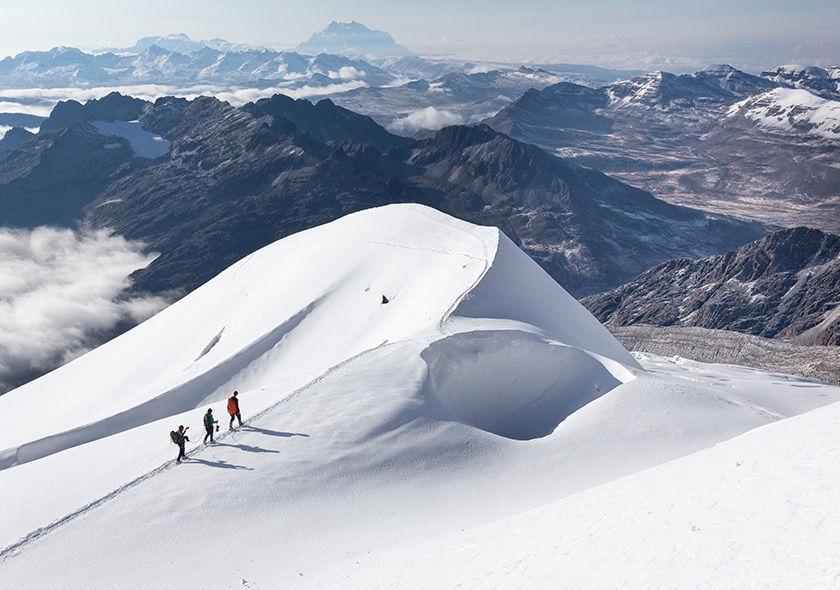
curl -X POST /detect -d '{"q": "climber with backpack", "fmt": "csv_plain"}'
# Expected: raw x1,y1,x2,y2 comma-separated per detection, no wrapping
228,390,242,429
203,408,218,444
170,425,189,463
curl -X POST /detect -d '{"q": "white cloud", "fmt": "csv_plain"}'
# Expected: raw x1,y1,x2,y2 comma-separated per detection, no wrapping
388,107,466,136
329,66,366,81
0,226,170,392
0,79,374,116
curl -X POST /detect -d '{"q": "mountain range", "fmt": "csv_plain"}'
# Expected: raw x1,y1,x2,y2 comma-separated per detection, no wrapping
1,32,835,238
485,64,840,233
0,91,766,301
583,226,840,346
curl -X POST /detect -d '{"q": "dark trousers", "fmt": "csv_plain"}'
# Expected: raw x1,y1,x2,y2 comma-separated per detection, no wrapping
177,443,186,461
229,412,241,427
204,428,214,443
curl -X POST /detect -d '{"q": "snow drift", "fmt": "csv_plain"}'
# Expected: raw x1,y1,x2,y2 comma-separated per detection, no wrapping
1,204,838,589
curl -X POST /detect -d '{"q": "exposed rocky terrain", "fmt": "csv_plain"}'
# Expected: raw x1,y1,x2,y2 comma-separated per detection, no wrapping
611,324,840,386
0,92,766,299
584,227,840,345
485,64,840,233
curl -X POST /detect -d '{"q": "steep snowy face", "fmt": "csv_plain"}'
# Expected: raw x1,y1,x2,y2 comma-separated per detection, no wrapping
0,204,635,466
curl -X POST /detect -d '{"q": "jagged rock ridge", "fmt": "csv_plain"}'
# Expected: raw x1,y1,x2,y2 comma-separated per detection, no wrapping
583,227,840,345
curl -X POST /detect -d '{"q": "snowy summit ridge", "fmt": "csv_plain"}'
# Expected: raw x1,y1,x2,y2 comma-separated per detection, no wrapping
0,204,635,470
1,205,838,588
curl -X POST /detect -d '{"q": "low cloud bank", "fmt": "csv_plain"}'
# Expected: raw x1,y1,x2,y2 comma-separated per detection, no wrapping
0,227,170,393
388,107,466,135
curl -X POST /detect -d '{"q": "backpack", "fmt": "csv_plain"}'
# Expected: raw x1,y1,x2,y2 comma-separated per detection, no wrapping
203,413,212,429
170,430,182,444
227,397,238,414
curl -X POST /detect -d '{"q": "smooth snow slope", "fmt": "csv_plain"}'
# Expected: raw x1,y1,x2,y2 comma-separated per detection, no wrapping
1,204,838,589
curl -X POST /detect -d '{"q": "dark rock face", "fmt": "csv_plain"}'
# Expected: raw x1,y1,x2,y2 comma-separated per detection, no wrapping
0,121,150,227
0,127,35,152
583,227,840,345
0,93,770,300
40,92,147,131
395,124,766,295
241,94,413,153
487,83,613,137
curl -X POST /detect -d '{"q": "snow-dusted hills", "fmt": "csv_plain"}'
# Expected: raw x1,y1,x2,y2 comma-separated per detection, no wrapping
0,44,395,91
1,205,839,588
486,63,840,233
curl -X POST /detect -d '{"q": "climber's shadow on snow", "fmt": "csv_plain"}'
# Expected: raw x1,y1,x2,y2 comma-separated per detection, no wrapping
215,441,281,455
187,457,252,470
239,425,309,439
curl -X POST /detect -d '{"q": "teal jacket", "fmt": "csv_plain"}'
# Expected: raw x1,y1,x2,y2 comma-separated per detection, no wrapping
203,412,218,430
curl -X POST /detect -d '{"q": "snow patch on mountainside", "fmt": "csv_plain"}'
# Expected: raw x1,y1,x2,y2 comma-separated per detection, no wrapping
91,120,170,158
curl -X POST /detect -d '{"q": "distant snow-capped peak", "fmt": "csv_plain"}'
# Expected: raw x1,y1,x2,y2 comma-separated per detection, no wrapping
295,21,415,60
100,34,259,55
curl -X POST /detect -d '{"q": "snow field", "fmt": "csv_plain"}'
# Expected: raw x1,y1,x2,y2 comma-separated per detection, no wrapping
0,204,838,588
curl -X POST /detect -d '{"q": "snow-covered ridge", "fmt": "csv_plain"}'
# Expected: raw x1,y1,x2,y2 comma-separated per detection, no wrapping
1,205,839,588
0,204,634,468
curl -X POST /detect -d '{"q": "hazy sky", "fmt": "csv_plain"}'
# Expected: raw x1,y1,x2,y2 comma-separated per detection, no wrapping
0,1,838,72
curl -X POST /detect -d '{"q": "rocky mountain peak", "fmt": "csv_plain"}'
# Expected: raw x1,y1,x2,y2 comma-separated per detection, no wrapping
693,64,778,96
40,92,148,132
584,227,840,345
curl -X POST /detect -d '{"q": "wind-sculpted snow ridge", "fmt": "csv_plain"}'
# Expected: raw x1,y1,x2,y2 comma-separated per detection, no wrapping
0,204,635,469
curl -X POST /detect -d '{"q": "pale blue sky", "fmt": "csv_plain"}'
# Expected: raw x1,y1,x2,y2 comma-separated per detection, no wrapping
1,0,838,72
